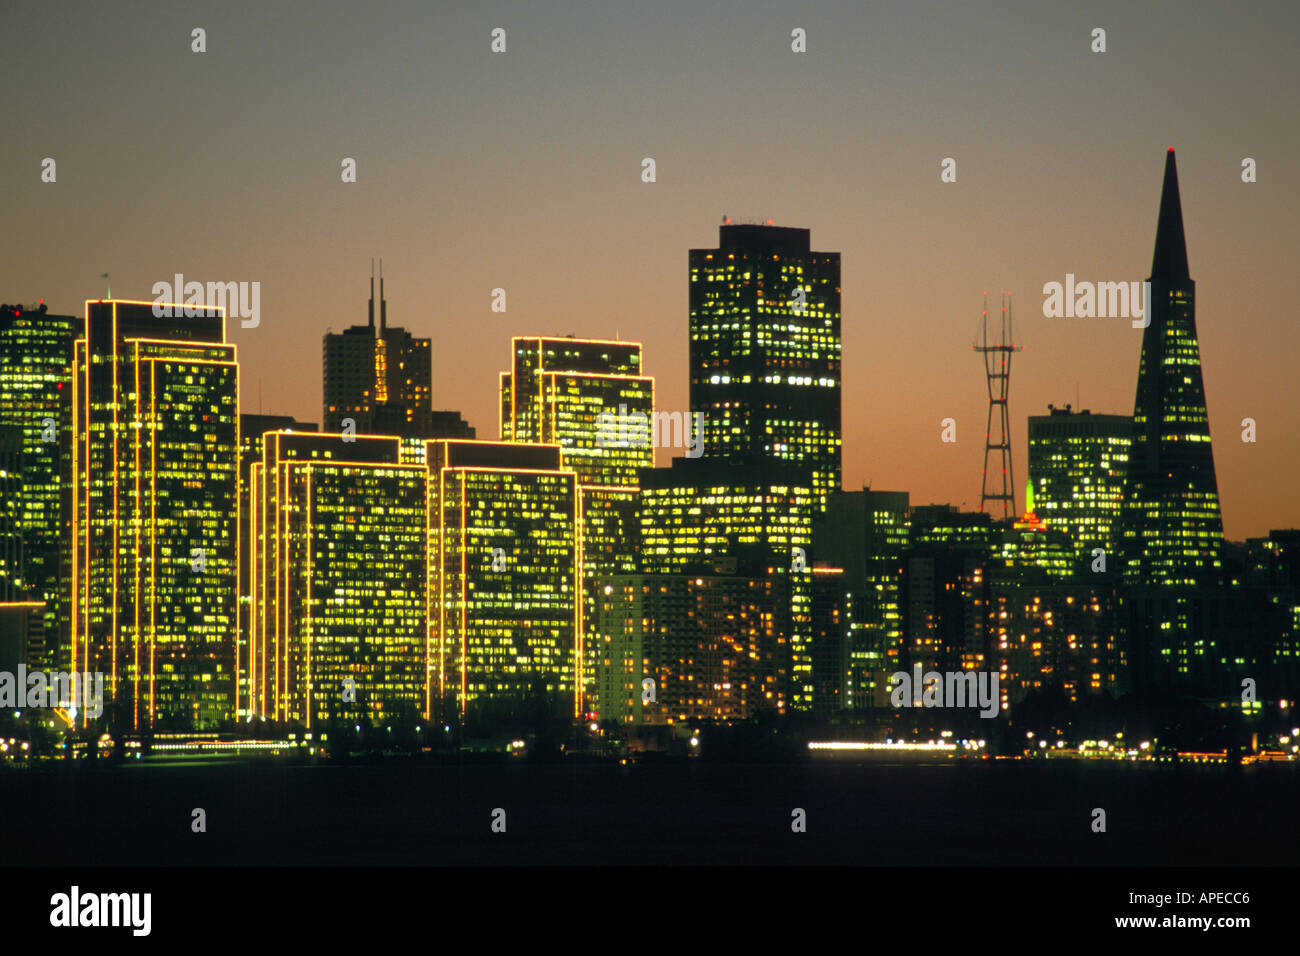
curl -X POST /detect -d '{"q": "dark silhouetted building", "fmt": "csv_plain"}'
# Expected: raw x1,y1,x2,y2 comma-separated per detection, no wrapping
815,489,910,710
322,265,433,436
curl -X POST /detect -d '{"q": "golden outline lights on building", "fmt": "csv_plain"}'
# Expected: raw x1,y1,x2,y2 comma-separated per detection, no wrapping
426,439,581,720
249,432,426,728
72,300,239,730
500,337,651,712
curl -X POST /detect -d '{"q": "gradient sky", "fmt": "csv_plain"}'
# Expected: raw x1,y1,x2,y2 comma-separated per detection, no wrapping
4,0,1297,541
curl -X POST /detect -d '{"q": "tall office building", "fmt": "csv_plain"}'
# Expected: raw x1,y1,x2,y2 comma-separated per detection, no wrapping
597,570,789,724
500,336,653,710
426,440,581,720
815,489,910,709
1028,405,1131,568
987,491,1121,710
249,432,426,726
688,224,842,508
500,336,652,485
73,300,239,729
1120,150,1224,589
904,506,992,676
637,457,815,712
0,302,79,669
0,427,23,600
322,265,433,436
1118,151,1228,693
1245,530,1300,690
994,485,1075,582
238,414,316,717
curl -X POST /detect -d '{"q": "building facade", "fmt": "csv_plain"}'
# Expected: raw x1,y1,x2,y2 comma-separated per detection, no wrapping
322,268,433,436
1119,151,1228,693
1027,405,1131,568
72,300,239,729
426,440,581,720
249,432,426,727
500,336,653,711
0,302,79,670
637,457,815,713
688,224,842,509
815,489,910,710
597,570,790,724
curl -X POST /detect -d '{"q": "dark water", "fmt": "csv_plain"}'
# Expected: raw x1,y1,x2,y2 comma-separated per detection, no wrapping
4,759,1296,866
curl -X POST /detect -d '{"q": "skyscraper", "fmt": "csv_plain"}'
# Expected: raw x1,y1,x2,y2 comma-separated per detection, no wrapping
637,457,815,712
986,488,1122,709
322,265,433,436
73,300,239,729
0,302,79,670
426,439,581,720
249,432,427,726
500,336,653,485
688,224,842,508
1027,405,1131,568
597,570,788,724
239,413,317,717
904,506,992,676
1120,150,1224,589
500,335,653,709
0,426,23,601
815,489,911,709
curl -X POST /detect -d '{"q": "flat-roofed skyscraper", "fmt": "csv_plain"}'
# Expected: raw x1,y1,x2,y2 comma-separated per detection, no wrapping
426,439,581,721
500,335,653,711
1027,405,1131,567
73,299,239,729
688,224,841,508
0,302,79,670
815,489,911,709
500,336,652,486
637,457,815,713
249,432,426,726
0,426,23,601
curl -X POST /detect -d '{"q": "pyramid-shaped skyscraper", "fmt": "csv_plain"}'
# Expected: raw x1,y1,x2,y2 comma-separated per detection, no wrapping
1120,149,1224,589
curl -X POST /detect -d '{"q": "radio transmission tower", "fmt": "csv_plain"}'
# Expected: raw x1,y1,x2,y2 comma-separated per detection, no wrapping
973,291,1022,519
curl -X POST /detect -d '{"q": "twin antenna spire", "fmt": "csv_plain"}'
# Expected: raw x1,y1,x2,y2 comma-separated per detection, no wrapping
368,258,387,335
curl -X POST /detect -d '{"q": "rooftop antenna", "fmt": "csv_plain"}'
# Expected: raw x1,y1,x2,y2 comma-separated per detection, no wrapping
973,290,1022,519
368,259,375,329
379,258,386,335
101,272,111,298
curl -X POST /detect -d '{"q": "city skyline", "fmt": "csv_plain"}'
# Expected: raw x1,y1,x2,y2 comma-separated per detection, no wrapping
6,4,1298,925
18,153,1285,730
6,1,1299,542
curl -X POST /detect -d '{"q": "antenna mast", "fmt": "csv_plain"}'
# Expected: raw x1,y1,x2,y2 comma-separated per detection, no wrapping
973,291,1022,519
